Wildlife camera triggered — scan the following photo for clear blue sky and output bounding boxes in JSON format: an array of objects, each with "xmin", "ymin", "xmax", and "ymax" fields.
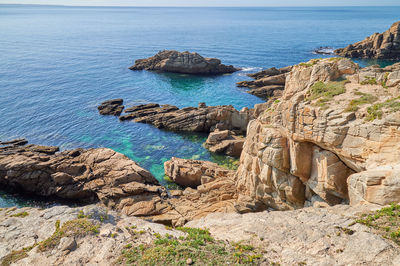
[{"xmin": 1, "ymin": 0, "xmax": 399, "ymax": 6}]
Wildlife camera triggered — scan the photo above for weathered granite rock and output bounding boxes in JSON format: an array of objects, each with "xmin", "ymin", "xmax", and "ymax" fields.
[
  {"xmin": 204, "ymin": 130, "xmax": 245, "ymax": 157},
  {"xmin": 237, "ymin": 66, "xmax": 292, "ymax": 99},
  {"xmin": 119, "ymin": 102, "xmax": 253, "ymax": 134},
  {"xmin": 97, "ymin": 99, "xmax": 124, "ymax": 116},
  {"xmin": 335, "ymin": 21, "xmax": 400, "ymax": 59},
  {"xmin": 164, "ymin": 157, "xmax": 234, "ymax": 188},
  {"xmin": 186, "ymin": 204, "xmax": 400, "ymax": 265},
  {"xmin": 235, "ymin": 58, "xmax": 400, "ymax": 210},
  {"xmin": 348, "ymin": 164, "xmax": 400, "ymax": 206},
  {"xmin": 0, "ymin": 140, "xmax": 160, "ymax": 206},
  {"xmin": 129, "ymin": 50, "xmax": 238, "ymax": 75}
]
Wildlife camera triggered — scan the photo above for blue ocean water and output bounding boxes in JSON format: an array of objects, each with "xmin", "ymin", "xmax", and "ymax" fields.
[{"xmin": 0, "ymin": 5, "xmax": 399, "ymax": 207}]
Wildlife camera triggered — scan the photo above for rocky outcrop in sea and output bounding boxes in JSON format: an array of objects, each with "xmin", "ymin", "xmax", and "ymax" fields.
[
  {"xmin": 335, "ymin": 21, "xmax": 400, "ymax": 60},
  {"xmin": 99, "ymin": 101, "xmax": 253, "ymax": 134},
  {"xmin": 129, "ymin": 50, "xmax": 239, "ymax": 75}
]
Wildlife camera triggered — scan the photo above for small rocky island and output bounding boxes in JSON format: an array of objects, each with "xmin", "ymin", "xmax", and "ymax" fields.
[
  {"xmin": 129, "ymin": 50, "xmax": 239, "ymax": 75},
  {"xmin": 335, "ymin": 21, "xmax": 400, "ymax": 59}
]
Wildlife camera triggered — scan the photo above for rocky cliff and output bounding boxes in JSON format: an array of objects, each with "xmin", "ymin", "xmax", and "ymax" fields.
[
  {"xmin": 235, "ymin": 58, "xmax": 400, "ymax": 210},
  {"xmin": 335, "ymin": 21, "xmax": 400, "ymax": 60},
  {"xmin": 129, "ymin": 50, "xmax": 238, "ymax": 75}
]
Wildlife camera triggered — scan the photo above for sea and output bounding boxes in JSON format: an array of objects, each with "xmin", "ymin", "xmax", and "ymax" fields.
[{"xmin": 0, "ymin": 5, "xmax": 399, "ymax": 207}]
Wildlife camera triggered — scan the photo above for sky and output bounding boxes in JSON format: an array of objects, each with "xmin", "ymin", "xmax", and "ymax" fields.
[{"xmin": 0, "ymin": 0, "xmax": 399, "ymax": 7}]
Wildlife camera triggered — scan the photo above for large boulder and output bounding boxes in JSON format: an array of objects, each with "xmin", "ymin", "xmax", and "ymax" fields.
[
  {"xmin": 129, "ymin": 50, "xmax": 239, "ymax": 75},
  {"xmin": 164, "ymin": 157, "xmax": 234, "ymax": 188},
  {"xmin": 335, "ymin": 21, "xmax": 400, "ymax": 60},
  {"xmin": 204, "ymin": 130, "xmax": 245, "ymax": 158}
]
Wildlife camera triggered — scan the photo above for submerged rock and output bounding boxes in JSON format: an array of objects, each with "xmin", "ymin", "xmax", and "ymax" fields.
[
  {"xmin": 129, "ymin": 50, "xmax": 239, "ymax": 75},
  {"xmin": 97, "ymin": 98, "xmax": 124, "ymax": 116},
  {"xmin": 335, "ymin": 21, "xmax": 400, "ymax": 59}
]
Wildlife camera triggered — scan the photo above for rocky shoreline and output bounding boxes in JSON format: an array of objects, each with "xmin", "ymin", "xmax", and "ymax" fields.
[{"xmin": 3, "ymin": 42, "xmax": 400, "ymax": 264}]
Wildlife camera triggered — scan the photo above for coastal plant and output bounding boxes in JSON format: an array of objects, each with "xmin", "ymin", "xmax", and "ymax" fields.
[
  {"xmin": 307, "ymin": 80, "xmax": 348, "ymax": 108},
  {"xmin": 117, "ymin": 227, "xmax": 262, "ymax": 265},
  {"xmin": 344, "ymin": 92, "xmax": 378, "ymax": 112},
  {"xmin": 365, "ymin": 96, "xmax": 400, "ymax": 121},
  {"xmin": 298, "ymin": 58, "xmax": 322, "ymax": 67},
  {"xmin": 356, "ymin": 203, "xmax": 400, "ymax": 245},
  {"xmin": 360, "ymin": 76, "xmax": 378, "ymax": 85},
  {"xmin": 1, "ymin": 218, "xmax": 100, "ymax": 265},
  {"xmin": 381, "ymin": 72, "xmax": 390, "ymax": 88},
  {"xmin": 37, "ymin": 218, "xmax": 99, "ymax": 251},
  {"xmin": 10, "ymin": 211, "xmax": 29, "ymax": 218}
]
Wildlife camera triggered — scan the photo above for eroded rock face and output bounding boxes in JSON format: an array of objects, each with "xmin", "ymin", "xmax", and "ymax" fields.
[
  {"xmin": 164, "ymin": 157, "xmax": 234, "ymax": 188},
  {"xmin": 0, "ymin": 141, "xmax": 160, "ymax": 206},
  {"xmin": 237, "ymin": 66, "xmax": 292, "ymax": 99},
  {"xmin": 204, "ymin": 130, "xmax": 245, "ymax": 158},
  {"xmin": 235, "ymin": 58, "xmax": 400, "ymax": 209},
  {"xmin": 119, "ymin": 102, "xmax": 253, "ymax": 134},
  {"xmin": 335, "ymin": 21, "xmax": 400, "ymax": 59},
  {"xmin": 129, "ymin": 50, "xmax": 238, "ymax": 75}
]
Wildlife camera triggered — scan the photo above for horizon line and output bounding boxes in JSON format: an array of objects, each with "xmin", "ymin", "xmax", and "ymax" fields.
[{"xmin": 1, "ymin": 3, "xmax": 400, "ymax": 8}]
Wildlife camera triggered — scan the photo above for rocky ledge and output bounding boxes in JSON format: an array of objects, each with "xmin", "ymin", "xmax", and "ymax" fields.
[
  {"xmin": 204, "ymin": 130, "xmax": 244, "ymax": 158},
  {"xmin": 1, "ymin": 203, "xmax": 400, "ymax": 265},
  {"xmin": 335, "ymin": 21, "xmax": 400, "ymax": 60},
  {"xmin": 237, "ymin": 65, "xmax": 292, "ymax": 99},
  {"xmin": 99, "ymin": 102, "xmax": 253, "ymax": 134},
  {"xmin": 129, "ymin": 50, "xmax": 239, "ymax": 75}
]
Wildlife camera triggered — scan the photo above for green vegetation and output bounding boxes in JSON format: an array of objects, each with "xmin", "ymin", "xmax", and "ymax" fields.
[
  {"xmin": 307, "ymin": 80, "xmax": 348, "ymax": 108},
  {"xmin": 1, "ymin": 218, "xmax": 100, "ymax": 265},
  {"xmin": 360, "ymin": 76, "xmax": 378, "ymax": 85},
  {"xmin": 10, "ymin": 211, "xmax": 29, "ymax": 218},
  {"xmin": 299, "ymin": 59, "xmax": 321, "ymax": 67},
  {"xmin": 382, "ymin": 72, "xmax": 390, "ymax": 88},
  {"xmin": 366, "ymin": 96, "xmax": 400, "ymax": 121},
  {"xmin": 1, "ymin": 246, "xmax": 35, "ymax": 266},
  {"xmin": 38, "ymin": 218, "xmax": 99, "ymax": 252},
  {"xmin": 345, "ymin": 92, "xmax": 378, "ymax": 112},
  {"xmin": 117, "ymin": 227, "xmax": 262, "ymax": 265},
  {"xmin": 356, "ymin": 203, "xmax": 400, "ymax": 245}
]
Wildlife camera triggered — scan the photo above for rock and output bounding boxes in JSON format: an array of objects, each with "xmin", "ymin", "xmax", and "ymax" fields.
[
  {"xmin": 0, "ymin": 139, "xmax": 28, "ymax": 147},
  {"xmin": 235, "ymin": 57, "xmax": 400, "ymax": 210},
  {"xmin": 97, "ymin": 99, "xmax": 124, "ymax": 116},
  {"xmin": 313, "ymin": 46, "xmax": 335, "ymax": 55},
  {"xmin": 124, "ymin": 103, "xmax": 160, "ymax": 113},
  {"xmin": 186, "ymin": 204, "xmax": 399, "ymax": 265},
  {"xmin": 0, "ymin": 141, "xmax": 160, "ymax": 208},
  {"xmin": 237, "ymin": 66, "xmax": 292, "ymax": 99},
  {"xmin": 348, "ymin": 164, "xmax": 400, "ymax": 206},
  {"xmin": 335, "ymin": 21, "xmax": 400, "ymax": 59},
  {"xmin": 58, "ymin": 237, "xmax": 76, "ymax": 252},
  {"xmin": 119, "ymin": 103, "xmax": 253, "ymax": 134},
  {"xmin": 204, "ymin": 130, "xmax": 245, "ymax": 157},
  {"xmin": 164, "ymin": 157, "xmax": 234, "ymax": 188},
  {"xmin": 129, "ymin": 50, "xmax": 239, "ymax": 75}
]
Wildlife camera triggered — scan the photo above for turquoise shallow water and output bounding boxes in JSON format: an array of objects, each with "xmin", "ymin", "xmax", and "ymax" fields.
[{"xmin": 0, "ymin": 5, "xmax": 399, "ymax": 207}]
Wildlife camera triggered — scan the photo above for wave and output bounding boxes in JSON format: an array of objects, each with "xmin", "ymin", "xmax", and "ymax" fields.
[{"xmin": 240, "ymin": 67, "xmax": 262, "ymax": 72}]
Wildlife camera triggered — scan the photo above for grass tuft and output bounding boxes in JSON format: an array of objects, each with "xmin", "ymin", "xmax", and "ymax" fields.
[
  {"xmin": 10, "ymin": 211, "xmax": 29, "ymax": 218},
  {"xmin": 345, "ymin": 92, "xmax": 378, "ymax": 112}
]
